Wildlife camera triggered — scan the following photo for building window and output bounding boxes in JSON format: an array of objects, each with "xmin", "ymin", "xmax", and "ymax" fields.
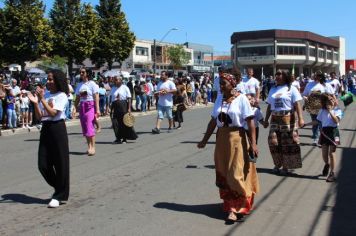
[
  {"xmin": 318, "ymin": 50, "xmax": 325, "ymax": 58},
  {"xmin": 237, "ymin": 46, "xmax": 274, "ymax": 57},
  {"xmin": 136, "ymin": 47, "xmax": 149, "ymax": 56},
  {"xmin": 310, "ymin": 48, "xmax": 316, "ymax": 57},
  {"xmin": 277, "ymin": 46, "xmax": 306, "ymax": 55},
  {"xmin": 327, "ymin": 52, "xmax": 332, "ymax": 60}
]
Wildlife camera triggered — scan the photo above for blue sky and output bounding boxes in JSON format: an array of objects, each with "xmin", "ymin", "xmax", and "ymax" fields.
[{"xmin": 4, "ymin": 0, "xmax": 356, "ymax": 58}]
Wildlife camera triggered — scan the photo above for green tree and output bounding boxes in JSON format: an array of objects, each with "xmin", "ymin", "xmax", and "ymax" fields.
[
  {"xmin": 0, "ymin": 0, "xmax": 53, "ymax": 73},
  {"xmin": 91, "ymin": 0, "xmax": 135, "ymax": 70},
  {"xmin": 50, "ymin": 0, "xmax": 99, "ymax": 75},
  {"xmin": 167, "ymin": 45, "xmax": 191, "ymax": 72},
  {"xmin": 38, "ymin": 55, "xmax": 68, "ymax": 72}
]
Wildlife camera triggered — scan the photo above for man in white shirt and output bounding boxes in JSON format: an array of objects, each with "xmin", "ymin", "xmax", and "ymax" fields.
[
  {"xmin": 327, "ymin": 72, "xmax": 342, "ymax": 98},
  {"xmin": 243, "ymin": 68, "xmax": 260, "ymax": 105},
  {"xmin": 152, "ymin": 71, "xmax": 177, "ymax": 134},
  {"xmin": 146, "ymin": 77, "xmax": 154, "ymax": 110}
]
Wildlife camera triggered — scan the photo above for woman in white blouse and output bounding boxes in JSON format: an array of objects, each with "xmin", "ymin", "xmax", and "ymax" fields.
[
  {"xmin": 198, "ymin": 73, "xmax": 259, "ymax": 222},
  {"xmin": 28, "ymin": 70, "xmax": 70, "ymax": 208},
  {"xmin": 74, "ymin": 68, "xmax": 100, "ymax": 156},
  {"xmin": 264, "ymin": 70, "xmax": 305, "ymax": 175}
]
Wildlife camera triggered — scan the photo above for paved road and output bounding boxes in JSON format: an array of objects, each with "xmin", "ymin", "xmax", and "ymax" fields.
[{"xmin": 0, "ymin": 103, "xmax": 355, "ymax": 236}]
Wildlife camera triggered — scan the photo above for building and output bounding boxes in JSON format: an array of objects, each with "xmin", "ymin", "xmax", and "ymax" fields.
[
  {"xmin": 183, "ymin": 42, "xmax": 214, "ymax": 74},
  {"xmin": 204, "ymin": 55, "xmax": 233, "ymax": 72},
  {"xmin": 231, "ymin": 29, "xmax": 346, "ymax": 78},
  {"xmin": 72, "ymin": 39, "xmax": 214, "ymax": 76}
]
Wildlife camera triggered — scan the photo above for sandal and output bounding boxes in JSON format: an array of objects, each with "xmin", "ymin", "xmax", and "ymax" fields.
[{"xmin": 226, "ymin": 211, "xmax": 237, "ymax": 221}]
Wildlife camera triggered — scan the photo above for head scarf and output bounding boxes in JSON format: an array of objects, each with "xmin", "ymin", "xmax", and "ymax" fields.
[{"xmin": 220, "ymin": 73, "xmax": 237, "ymax": 87}]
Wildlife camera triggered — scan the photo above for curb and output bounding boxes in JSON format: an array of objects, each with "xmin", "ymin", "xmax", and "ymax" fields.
[{"xmin": 0, "ymin": 104, "xmax": 212, "ymax": 137}]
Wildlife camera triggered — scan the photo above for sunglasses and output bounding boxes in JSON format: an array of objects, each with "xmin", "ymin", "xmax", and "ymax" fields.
[{"xmin": 275, "ymin": 72, "xmax": 282, "ymax": 76}]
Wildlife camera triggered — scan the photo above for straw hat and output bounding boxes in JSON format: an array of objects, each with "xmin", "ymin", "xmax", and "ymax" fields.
[{"xmin": 123, "ymin": 113, "xmax": 135, "ymax": 127}]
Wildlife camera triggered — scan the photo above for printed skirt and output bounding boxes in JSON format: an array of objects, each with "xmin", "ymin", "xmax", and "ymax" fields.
[{"xmin": 268, "ymin": 114, "xmax": 302, "ymax": 169}]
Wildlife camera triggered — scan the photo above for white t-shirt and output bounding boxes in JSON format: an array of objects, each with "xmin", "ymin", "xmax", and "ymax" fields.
[
  {"xmin": 11, "ymin": 85, "xmax": 21, "ymax": 97},
  {"xmin": 68, "ymin": 84, "xmax": 74, "ymax": 100},
  {"xmin": 291, "ymin": 80, "xmax": 300, "ymax": 90},
  {"xmin": 211, "ymin": 94, "xmax": 254, "ymax": 128},
  {"xmin": 302, "ymin": 81, "xmax": 334, "ymax": 96},
  {"xmin": 20, "ymin": 96, "xmax": 30, "ymax": 109},
  {"xmin": 235, "ymin": 81, "xmax": 245, "ymax": 94},
  {"xmin": 213, "ymin": 76, "xmax": 221, "ymax": 94},
  {"xmin": 40, "ymin": 92, "xmax": 68, "ymax": 121},
  {"xmin": 157, "ymin": 80, "xmax": 176, "ymax": 106},
  {"xmin": 110, "ymin": 85, "xmax": 131, "ymax": 102},
  {"xmin": 75, "ymin": 81, "xmax": 99, "ymax": 102},
  {"xmin": 327, "ymin": 79, "xmax": 341, "ymax": 96},
  {"xmin": 244, "ymin": 107, "xmax": 263, "ymax": 129},
  {"xmin": 242, "ymin": 77, "xmax": 260, "ymax": 95},
  {"xmin": 267, "ymin": 85, "xmax": 302, "ymax": 111},
  {"xmin": 317, "ymin": 108, "xmax": 342, "ymax": 127}
]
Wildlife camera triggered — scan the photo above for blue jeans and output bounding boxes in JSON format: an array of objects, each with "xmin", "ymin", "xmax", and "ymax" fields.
[
  {"xmin": 310, "ymin": 114, "xmax": 320, "ymax": 140},
  {"xmin": 65, "ymin": 100, "xmax": 72, "ymax": 119},
  {"xmin": 99, "ymin": 96, "xmax": 106, "ymax": 114},
  {"xmin": 140, "ymin": 94, "xmax": 147, "ymax": 112},
  {"xmin": 7, "ymin": 109, "xmax": 17, "ymax": 128},
  {"xmin": 135, "ymin": 95, "xmax": 141, "ymax": 111}
]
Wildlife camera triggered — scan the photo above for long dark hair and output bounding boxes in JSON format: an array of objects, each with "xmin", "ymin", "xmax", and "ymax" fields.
[
  {"xmin": 47, "ymin": 69, "xmax": 69, "ymax": 95},
  {"xmin": 315, "ymin": 71, "xmax": 326, "ymax": 85},
  {"xmin": 276, "ymin": 70, "xmax": 292, "ymax": 90}
]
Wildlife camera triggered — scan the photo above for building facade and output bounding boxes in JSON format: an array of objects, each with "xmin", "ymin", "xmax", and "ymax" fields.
[
  {"xmin": 231, "ymin": 29, "xmax": 345, "ymax": 78},
  {"xmin": 73, "ymin": 39, "xmax": 214, "ymax": 76}
]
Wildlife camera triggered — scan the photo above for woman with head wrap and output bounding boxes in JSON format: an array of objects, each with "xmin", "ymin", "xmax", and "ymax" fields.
[{"xmin": 198, "ymin": 73, "xmax": 260, "ymax": 222}]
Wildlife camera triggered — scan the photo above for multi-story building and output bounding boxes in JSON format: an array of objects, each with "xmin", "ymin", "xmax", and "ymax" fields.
[
  {"xmin": 183, "ymin": 42, "xmax": 214, "ymax": 74},
  {"xmin": 230, "ymin": 29, "xmax": 346, "ymax": 78},
  {"xmin": 73, "ymin": 39, "xmax": 215, "ymax": 76}
]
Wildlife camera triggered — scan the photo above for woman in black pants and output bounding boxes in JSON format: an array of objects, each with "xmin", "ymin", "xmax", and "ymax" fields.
[{"xmin": 28, "ymin": 70, "xmax": 69, "ymax": 208}]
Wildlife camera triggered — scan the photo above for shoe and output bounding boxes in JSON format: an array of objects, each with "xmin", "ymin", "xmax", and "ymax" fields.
[
  {"xmin": 152, "ymin": 128, "xmax": 160, "ymax": 134},
  {"xmin": 167, "ymin": 127, "xmax": 172, "ymax": 133},
  {"xmin": 88, "ymin": 149, "xmax": 95, "ymax": 156},
  {"xmin": 113, "ymin": 139, "xmax": 122, "ymax": 144},
  {"xmin": 122, "ymin": 140, "xmax": 127, "ymax": 144},
  {"xmin": 272, "ymin": 166, "xmax": 280, "ymax": 174},
  {"xmin": 48, "ymin": 199, "xmax": 60, "ymax": 208},
  {"xmin": 326, "ymin": 172, "xmax": 336, "ymax": 182},
  {"xmin": 322, "ymin": 164, "xmax": 330, "ymax": 176},
  {"xmin": 226, "ymin": 211, "xmax": 237, "ymax": 222},
  {"xmin": 22, "ymin": 125, "xmax": 25, "ymax": 129},
  {"xmin": 312, "ymin": 139, "xmax": 318, "ymax": 146},
  {"xmin": 279, "ymin": 169, "xmax": 289, "ymax": 176},
  {"xmin": 176, "ymin": 125, "xmax": 181, "ymax": 130}
]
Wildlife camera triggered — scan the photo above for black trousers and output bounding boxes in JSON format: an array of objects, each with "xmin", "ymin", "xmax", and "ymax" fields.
[{"xmin": 38, "ymin": 120, "xmax": 69, "ymax": 201}]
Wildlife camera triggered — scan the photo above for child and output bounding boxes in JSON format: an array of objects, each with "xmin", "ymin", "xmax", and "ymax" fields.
[
  {"xmin": 305, "ymin": 93, "xmax": 342, "ymax": 182},
  {"xmin": 20, "ymin": 90, "xmax": 30, "ymax": 128},
  {"xmin": 245, "ymin": 94, "xmax": 264, "ymax": 143}
]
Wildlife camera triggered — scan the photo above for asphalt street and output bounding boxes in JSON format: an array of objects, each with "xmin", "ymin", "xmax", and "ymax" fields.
[{"xmin": 0, "ymin": 103, "xmax": 355, "ymax": 236}]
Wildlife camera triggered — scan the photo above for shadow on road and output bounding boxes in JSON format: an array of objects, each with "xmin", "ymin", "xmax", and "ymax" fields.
[
  {"xmin": 153, "ymin": 202, "xmax": 225, "ymax": 220},
  {"xmin": 67, "ymin": 132, "xmax": 82, "ymax": 135},
  {"xmin": 0, "ymin": 194, "xmax": 48, "ymax": 204},
  {"xmin": 328, "ymin": 147, "xmax": 356, "ymax": 235},
  {"xmin": 23, "ymin": 139, "xmax": 40, "ymax": 142},
  {"xmin": 256, "ymin": 168, "xmax": 322, "ymax": 180},
  {"xmin": 69, "ymin": 151, "xmax": 87, "ymax": 156},
  {"xmin": 181, "ymin": 141, "xmax": 216, "ymax": 144}
]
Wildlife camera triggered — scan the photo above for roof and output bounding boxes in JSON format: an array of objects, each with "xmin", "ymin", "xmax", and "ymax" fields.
[{"xmin": 231, "ymin": 29, "xmax": 339, "ymax": 48}]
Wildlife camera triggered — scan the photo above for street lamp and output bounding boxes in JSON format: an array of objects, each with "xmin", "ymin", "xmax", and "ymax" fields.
[{"xmin": 153, "ymin": 28, "xmax": 178, "ymax": 74}]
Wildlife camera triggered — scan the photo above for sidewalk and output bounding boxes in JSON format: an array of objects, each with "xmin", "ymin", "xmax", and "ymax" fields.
[{"xmin": 0, "ymin": 103, "xmax": 212, "ymax": 137}]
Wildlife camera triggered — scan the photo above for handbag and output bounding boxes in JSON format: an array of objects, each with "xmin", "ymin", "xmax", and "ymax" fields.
[{"xmin": 177, "ymin": 104, "xmax": 186, "ymax": 111}]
